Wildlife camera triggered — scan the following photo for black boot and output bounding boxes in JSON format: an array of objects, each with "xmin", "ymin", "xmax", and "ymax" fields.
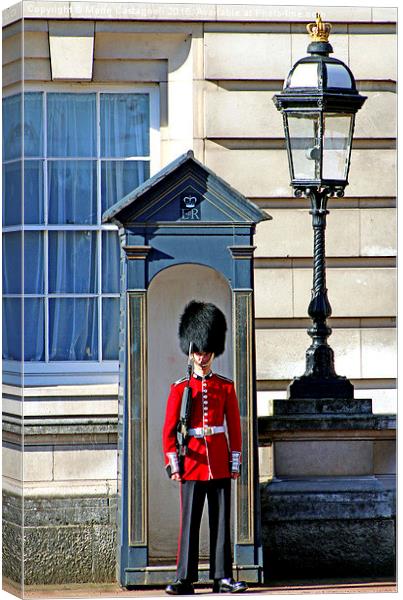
[
  {"xmin": 212, "ymin": 578, "xmax": 248, "ymax": 593},
  {"xmin": 165, "ymin": 579, "xmax": 195, "ymax": 595}
]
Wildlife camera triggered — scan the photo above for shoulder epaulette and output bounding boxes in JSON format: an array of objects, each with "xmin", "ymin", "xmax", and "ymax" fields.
[
  {"xmin": 215, "ymin": 373, "xmax": 234, "ymax": 384},
  {"xmin": 173, "ymin": 376, "xmax": 187, "ymax": 386}
]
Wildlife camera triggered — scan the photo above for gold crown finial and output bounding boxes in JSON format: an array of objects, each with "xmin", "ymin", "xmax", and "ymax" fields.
[{"xmin": 306, "ymin": 13, "xmax": 332, "ymax": 43}]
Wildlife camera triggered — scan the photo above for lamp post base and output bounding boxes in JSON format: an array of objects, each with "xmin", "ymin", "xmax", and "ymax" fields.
[
  {"xmin": 287, "ymin": 374, "xmax": 354, "ymax": 399},
  {"xmin": 288, "ymin": 326, "xmax": 355, "ymax": 399}
]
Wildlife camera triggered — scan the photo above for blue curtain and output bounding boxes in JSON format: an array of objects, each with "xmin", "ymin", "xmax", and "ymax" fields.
[
  {"xmin": 49, "ymin": 231, "xmax": 98, "ymax": 294},
  {"xmin": 2, "ymin": 93, "xmax": 43, "ymax": 160},
  {"xmin": 102, "ymin": 231, "xmax": 120, "ymax": 293},
  {"xmin": 101, "ymin": 160, "xmax": 149, "ymax": 213},
  {"xmin": 47, "ymin": 93, "xmax": 96, "ymax": 157},
  {"xmin": 2, "ymin": 233, "xmax": 44, "ymax": 360},
  {"xmin": 2, "ymin": 298, "xmax": 22, "ymax": 361},
  {"xmin": 100, "ymin": 93, "xmax": 149, "ymax": 157},
  {"xmin": 102, "ymin": 298, "xmax": 120, "ymax": 359},
  {"xmin": 2, "ymin": 161, "xmax": 22, "ymax": 226},
  {"xmin": 49, "ymin": 298, "xmax": 98, "ymax": 361},
  {"xmin": 24, "ymin": 298, "xmax": 45, "ymax": 361},
  {"xmin": 2, "ymin": 232, "xmax": 22, "ymax": 295},
  {"xmin": 2, "ymin": 161, "xmax": 44, "ymax": 226},
  {"xmin": 100, "ymin": 93, "xmax": 150, "ymax": 213},
  {"xmin": 1, "ymin": 297, "xmax": 44, "ymax": 361},
  {"xmin": 48, "ymin": 160, "xmax": 97, "ymax": 224}
]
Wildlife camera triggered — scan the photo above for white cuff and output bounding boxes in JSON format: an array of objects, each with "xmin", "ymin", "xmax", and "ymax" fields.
[
  {"xmin": 167, "ymin": 452, "xmax": 180, "ymax": 474},
  {"xmin": 231, "ymin": 451, "xmax": 241, "ymax": 473}
]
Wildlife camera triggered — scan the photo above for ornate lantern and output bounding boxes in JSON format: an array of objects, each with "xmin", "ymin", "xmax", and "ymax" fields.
[{"xmin": 273, "ymin": 15, "xmax": 367, "ymax": 399}]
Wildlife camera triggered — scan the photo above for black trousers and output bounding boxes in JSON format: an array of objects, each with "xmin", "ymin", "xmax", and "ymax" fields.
[{"xmin": 176, "ymin": 478, "xmax": 233, "ymax": 582}]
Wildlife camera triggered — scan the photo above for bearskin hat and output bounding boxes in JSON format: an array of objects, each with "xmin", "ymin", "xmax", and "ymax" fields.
[{"xmin": 178, "ymin": 300, "xmax": 227, "ymax": 357}]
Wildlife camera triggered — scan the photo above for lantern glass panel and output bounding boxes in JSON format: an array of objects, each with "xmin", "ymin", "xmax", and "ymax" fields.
[
  {"xmin": 326, "ymin": 63, "xmax": 353, "ymax": 89},
  {"xmin": 286, "ymin": 112, "xmax": 321, "ymax": 181},
  {"xmin": 287, "ymin": 63, "xmax": 318, "ymax": 88},
  {"xmin": 322, "ymin": 113, "xmax": 353, "ymax": 181}
]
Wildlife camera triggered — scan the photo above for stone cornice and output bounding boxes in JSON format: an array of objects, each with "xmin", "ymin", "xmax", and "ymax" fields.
[
  {"xmin": 2, "ymin": 2, "xmax": 397, "ymax": 28},
  {"xmin": 122, "ymin": 245, "xmax": 152, "ymax": 260},
  {"xmin": 258, "ymin": 413, "xmax": 396, "ymax": 444},
  {"xmin": 228, "ymin": 245, "xmax": 256, "ymax": 259}
]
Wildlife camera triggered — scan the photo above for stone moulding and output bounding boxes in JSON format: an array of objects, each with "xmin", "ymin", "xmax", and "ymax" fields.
[
  {"xmin": 2, "ymin": 415, "xmax": 119, "ymax": 446},
  {"xmin": 258, "ymin": 397, "xmax": 396, "ymax": 440},
  {"xmin": 259, "ymin": 413, "xmax": 396, "ymax": 437}
]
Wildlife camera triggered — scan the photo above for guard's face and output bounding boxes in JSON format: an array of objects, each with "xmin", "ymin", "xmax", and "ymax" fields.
[{"xmin": 193, "ymin": 352, "xmax": 214, "ymax": 370}]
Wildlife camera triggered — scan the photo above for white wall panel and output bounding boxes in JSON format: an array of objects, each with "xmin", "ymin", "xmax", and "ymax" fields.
[
  {"xmin": 254, "ymin": 269, "xmax": 293, "ymax": 318},
  {"xmin": 292, "ymin": 268, "xmax": 396, "ymax": 318},
  {"xmin": 255, "ymin": 328, "xmax": 362, "ymax": 380},
  {"xmin": 205, "ymin": 32, "xmax": 291, "ymax": 80},
  {"xmin": 254, "ymin": 209, "xmax": 364, "ymax": 258},
  {"xmin": 350, "ymin": 34, "xmax": 397, "ymax": 81}
]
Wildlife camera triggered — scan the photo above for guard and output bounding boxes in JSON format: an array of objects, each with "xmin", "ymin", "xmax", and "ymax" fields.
[{"xmin": 162, "ymin": 300, "xmax": 248, "ymax": 595}]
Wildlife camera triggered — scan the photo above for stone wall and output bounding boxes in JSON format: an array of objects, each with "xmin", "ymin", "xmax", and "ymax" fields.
[{"xmin": 3, "ymin": 492, "xmax": 117, "ymax": 585}]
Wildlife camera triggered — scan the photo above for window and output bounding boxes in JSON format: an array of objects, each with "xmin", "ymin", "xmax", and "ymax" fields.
[{"xmin": 2, "ymin": 88, "xmax": 159, "ymax": 383}]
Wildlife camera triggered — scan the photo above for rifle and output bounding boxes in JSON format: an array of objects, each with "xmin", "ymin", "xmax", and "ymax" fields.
[{"xmin": 176, "ymin": 342, "xmax": 194, "ymax": 473}]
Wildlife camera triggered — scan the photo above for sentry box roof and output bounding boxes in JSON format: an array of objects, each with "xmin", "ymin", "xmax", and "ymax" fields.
[{"xmin": 102, "ymin": 150, "xmax": 270, "ymax": 227}]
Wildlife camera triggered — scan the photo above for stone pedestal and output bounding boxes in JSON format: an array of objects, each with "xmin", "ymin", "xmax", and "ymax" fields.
[{"xmin": 258, "ymin": 399, "xmax": 396, "ymax": 579}]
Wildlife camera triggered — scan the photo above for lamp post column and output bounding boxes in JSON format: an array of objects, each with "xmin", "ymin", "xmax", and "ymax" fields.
[
  {"xmin": 288, "ymin": 187, "xmax": 354, "ymax": 399},
  {"xmin": 306, "ymin": 189, "xmax": 333, "ymax": 374}
]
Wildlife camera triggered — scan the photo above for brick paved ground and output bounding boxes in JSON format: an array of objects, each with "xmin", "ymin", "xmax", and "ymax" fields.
[{"xmin": 3, "ymin": 578, "xmax": 397, "ymax": 599}]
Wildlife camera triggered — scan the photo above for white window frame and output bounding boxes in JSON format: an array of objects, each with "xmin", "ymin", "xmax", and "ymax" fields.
[{"xmin": 2, "ymin": 83, "xmax": 160, "ymax": 385}]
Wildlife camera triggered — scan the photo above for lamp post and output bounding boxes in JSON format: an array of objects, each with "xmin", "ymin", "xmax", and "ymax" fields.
[{"xmin": 273, "ymin": 14, "xmax": 367, "ymax": 399}]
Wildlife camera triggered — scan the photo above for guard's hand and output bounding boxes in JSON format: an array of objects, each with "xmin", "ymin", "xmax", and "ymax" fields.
[
  {"xmin": 231, "ymin": 472, "xmax": 240, "ymax": 479},
  {"xmin": 171, "ymin": 472, "xmax": 182, "ymax": 481}
]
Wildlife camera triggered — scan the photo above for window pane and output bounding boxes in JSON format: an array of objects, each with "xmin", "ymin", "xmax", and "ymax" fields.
[
  {"xmin": 2, "ymin": 298, "xmax": 22, "ymax": 360},
  {"xmin": 24, "ymin": 298, "xmax": 45, "ymax": 361},
  {"xmin": 2, "ymin": 232, "xmax": 22, "ymax": 294},
  {"xmin": 2, "ymin": 161, "xmax": 22, "ymax": 226},
  {"xmin": 2, "ymin": 90, "xmax": 153, "ymax": 370},
  {"xmin": 24, "ymin": 232, "xmax": 44, "ymax": 294},
  {"xmin": 3, "ymin": 161, "xmax": 44, "ymax": 226},
  {"xmin": 49, "ymin": 231, "xmax": 98, "ymax": 293},
  {"xmin": 102, "ymin": 231, "xmax": 120, "ymax": 293},
  {"xmin": 49, "ymin": 298, "xmax": 98, "ymax": 360},
  {"xmin": 2, "ymin": 94, "xmax": 22, "ymax": 160},
  {"xmin": 101, "ymin": 160, "xmax": 150, "ymax": 213},
  {"xmin": 25, "ymin": 160, "xmax": 45, "ymax": 224},
  {"xmin": 100, "ymin": 93, "xmax": 150, "ymax": 158},
  {"xmin": 2, "ymin": 93, "xmax": 43, "ymax": 160},
  {"xmin": 47, "ymin": 93, "xmax": 96, "ymax": 157},
  {"xmin": 102, "ymin": 298, "xmax": 119, "ymax": 360},
  {"xmin": 24, "ymin": 92, "xmax": 44, "ymax": 157},
  {"xmin": 48, "ymin": 160, "xmax": 97, "ymax": 224}
]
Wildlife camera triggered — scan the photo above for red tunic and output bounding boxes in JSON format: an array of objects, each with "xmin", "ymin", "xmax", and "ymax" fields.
[{"xmin": 162, "ymin": 372, "xmax": 242, "ymax": 480}]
